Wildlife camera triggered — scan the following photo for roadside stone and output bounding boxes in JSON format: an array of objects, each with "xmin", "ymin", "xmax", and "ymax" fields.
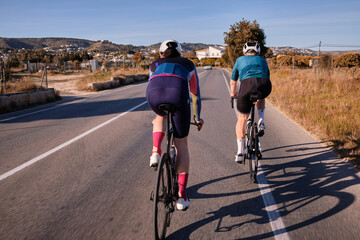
[{"xmin": 0, "ymin": 89, "xmax": 57, "ymax": 114}]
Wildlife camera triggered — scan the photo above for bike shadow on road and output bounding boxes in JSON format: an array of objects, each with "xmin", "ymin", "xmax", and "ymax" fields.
[{"xmin": 167, "ymin": 142, "xmax": 360, "ymax": 240}]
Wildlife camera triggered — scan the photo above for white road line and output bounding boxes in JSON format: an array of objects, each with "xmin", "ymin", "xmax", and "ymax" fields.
[
  {"xmin": 0, "ymin": 83, "xmax": 145, "ymax": 123},
  {"xmin": 221, "ymin": 69, "xmax": 290, "ymax": 240},
  {"xmin": 0, "ymin": 101, "xmax": 148, "ymax": 181},
  {"xmin": 257, "ymin": 164, "xmax": 290, "ymax": 240}
]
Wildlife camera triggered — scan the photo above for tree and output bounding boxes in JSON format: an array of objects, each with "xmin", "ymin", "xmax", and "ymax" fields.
[
  {"xmin": 133, "ymin": 52, "xmax": 144, "ymax": 63},
  {"xmin": 183, "ymin": 50, "xmax": 196, "ymax": 58},
  {"xmin": 224, "ymin": 19, "xmax": 268, "ymax": 64}
]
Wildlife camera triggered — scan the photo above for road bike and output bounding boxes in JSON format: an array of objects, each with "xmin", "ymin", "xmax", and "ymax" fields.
[
  {"xmin": 150, "ymin": 104, "xmax": 198, "ymax": 240},
  {"xmin": 231, "ymin": 95, "xmax": 262, "ymax": 183}
]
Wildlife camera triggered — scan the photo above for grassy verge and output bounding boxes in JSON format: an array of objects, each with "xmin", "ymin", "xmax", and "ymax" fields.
[
  {"xmin": 76, "ymin": 68, "xmax": 148, "ymax": 91},
  {"xmin": 267, "ymin": 66, "xmax": 360, "ymax": 169},
  {"xmin": 2, "ymin": 77, "xmax": 44, "ymax": 93}
]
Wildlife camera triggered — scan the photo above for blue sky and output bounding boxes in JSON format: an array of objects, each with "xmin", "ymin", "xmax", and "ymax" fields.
[{"xmin": 1, "ymin": 0, "xmax": 360, "ymax": 51}]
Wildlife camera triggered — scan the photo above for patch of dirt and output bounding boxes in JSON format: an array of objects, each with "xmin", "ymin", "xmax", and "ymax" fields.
[{"xmin": 35, "ymin": 72, "xmax": 93, "ymax": 96}]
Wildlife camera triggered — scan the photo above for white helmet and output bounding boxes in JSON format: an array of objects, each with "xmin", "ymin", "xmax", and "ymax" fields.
[
  {"xmin": 243, "ymin": 42, "xmax": 261, "ymax": 54},
  {"xmin": 159, "ymin": 39, "xmax": 182, "ymax": 54}
]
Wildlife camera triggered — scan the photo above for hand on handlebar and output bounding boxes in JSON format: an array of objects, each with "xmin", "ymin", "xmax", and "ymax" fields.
[{"xmin": 194, "ymin": 118, "xmax": 204, "ymax": 131}]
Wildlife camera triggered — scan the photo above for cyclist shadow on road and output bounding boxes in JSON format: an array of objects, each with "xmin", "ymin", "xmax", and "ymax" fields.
[
  {"xmin": 166, "ymin": 172, "xmax": 275, "ymax": 240},
  {"xmin": 167, "ymin": 142, "xmax": 360, "ymax": 239}
]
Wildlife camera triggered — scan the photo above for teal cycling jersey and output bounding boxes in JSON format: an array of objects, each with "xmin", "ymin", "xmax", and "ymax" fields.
[{"xmin": 231, "ymin": 55, "xmax": 270, "ymax": 81}]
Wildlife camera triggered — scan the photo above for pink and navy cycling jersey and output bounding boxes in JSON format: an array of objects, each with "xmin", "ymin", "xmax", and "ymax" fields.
[{"xmin": 149, "ymin": 57, "xmax": 201, "ymax": 121}]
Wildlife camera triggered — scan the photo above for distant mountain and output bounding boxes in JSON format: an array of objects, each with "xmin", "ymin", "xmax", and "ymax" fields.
[
  {"xmin": 0, "ymin": 37, "xmax": 94, "ymax": 49},
  {"xmin": 0, "ymin": 37, "xmax": 213, "ymax": 52},
  {"xmin": 87, "ymin": 40, "xmax": 122, "ymax": 52},
  {"xmin": 146, "ymin": 42, "xmax": 210, "ymax": 52}
]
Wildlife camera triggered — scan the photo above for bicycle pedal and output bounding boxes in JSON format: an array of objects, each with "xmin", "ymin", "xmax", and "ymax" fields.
[
  {"xmin": 169, "ymin": 206, "xmax": 175, "ymax": 213},
  {"xmin": 150, "ymin": 191, "xmax": 154, "ymax": 201}
]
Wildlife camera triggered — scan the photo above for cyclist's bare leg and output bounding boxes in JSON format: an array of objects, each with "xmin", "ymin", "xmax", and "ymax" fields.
[
  {"xmin": 152, "ymin": 115, "xmax": 166, "ymax": 154},
  {"xmin": 236, "ymin": 112, "xmax": 250, "ymax": 139},
  {"xmin": 235, "ymin": 112, "xmax": 250, "ymax": 159},
  {"xmin": 256, "ymin": 98, "xmax": 265, "ymax": 110},
  {"xmin": 174, "ymin": 137, "xmax": 190, "ymax": 174},
  {"xmin": 174, "ymin": 137, "xmax": 190, "ymax": 201},
  {"xmin": 256, "ymin": 99, "xmax": 265, "ymax": 123}
]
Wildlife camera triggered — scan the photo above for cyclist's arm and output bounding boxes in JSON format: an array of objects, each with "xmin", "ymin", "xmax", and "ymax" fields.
[
  {"xmin": 230, "ymin": 60, "xmax": 240, "ymax": 97},
  {"xmin": 230, "ymin": 79, "xmax": 238, "ymax": 97},
  {"xmin": 189, "ymin": 67, "xmax": 201, "ymax": 122}
]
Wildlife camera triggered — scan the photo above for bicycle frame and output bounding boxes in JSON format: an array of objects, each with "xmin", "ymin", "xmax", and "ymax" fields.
[{"xmin": 165, "ymin": 110, "xmax": 178, "ymax": 202}]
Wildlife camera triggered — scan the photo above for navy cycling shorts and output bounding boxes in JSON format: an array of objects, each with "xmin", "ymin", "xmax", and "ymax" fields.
[
  {"xmin": 146, "ymin": 76, "xmax": 190, "ymax": 138},
  {"xmin": 237, "ymin": 78, "xmax": 272, "ymax": 114}
]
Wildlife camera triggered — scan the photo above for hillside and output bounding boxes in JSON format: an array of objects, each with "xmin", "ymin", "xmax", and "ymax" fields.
[
  {"xmin": 0, "ymin": 37, "xmax": 94, "ymax": 49},
  {"xmin": 0, "ymin": 37, "xmax": 212, "ymax": 52},
  {"xmin": 87, "ymin": 40, "xmax": 122, "ymax": 52},
  {"xmin": 146, "ymin": 42, "xmax": 210, "ymax": 52}
]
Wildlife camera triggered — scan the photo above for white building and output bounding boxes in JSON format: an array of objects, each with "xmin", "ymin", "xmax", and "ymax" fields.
[{"xmin": 196, "ymin": 46, "xmax": 225, "ymax": 60}]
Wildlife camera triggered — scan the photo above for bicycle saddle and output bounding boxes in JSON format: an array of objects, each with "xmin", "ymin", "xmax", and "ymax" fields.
[
  {"xmin": 158, "ymin": 104, "xmax": 176, "ymax": 113},
  {"xmin": 249, "ymin": 93, "xmax": 261, "ymax": 102}
]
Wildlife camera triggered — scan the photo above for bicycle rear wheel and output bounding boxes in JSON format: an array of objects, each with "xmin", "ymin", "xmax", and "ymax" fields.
[
  {"xmin": 154, "ymin": 153, "xmax": 172, "ymax": 240},
  {"xmin": 248, "ymin": 125, "xmax": 259, "ymax": 183}
]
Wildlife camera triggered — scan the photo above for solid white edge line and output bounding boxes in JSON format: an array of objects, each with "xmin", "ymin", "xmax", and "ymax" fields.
[
  {"xmin": 257, "ymin": 163, "xmax": 290, "ymax": 240},
  {"xmin": 221, "ymin": 68, "xmax": 290, "ymax": 240},
  {"xmin": 0, "ymin": 101, "xmax": 148, "ymax": 181}
]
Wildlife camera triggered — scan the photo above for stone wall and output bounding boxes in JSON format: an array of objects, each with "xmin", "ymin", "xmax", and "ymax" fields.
[
  {"xmin": 0, "ymin": 89, "xmax": 57, "ymax": 114},
  {"xmin": 90, "ymin": 74, "xmax": 148, "ymax": 91}
]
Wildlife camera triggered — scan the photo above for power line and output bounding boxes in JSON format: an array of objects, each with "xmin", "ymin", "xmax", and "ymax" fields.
[
  {"xmin": 321, "ymin": 44, "xmax": 360, "ymax": 48},
  {"xmin": 302, "ymin": 43, "xmax": 360, "ymax": 49}
]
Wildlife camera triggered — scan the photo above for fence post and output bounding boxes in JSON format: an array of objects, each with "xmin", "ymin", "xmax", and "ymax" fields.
[
  {"xmin": 2, "ymin": 61, "xmax": 6, "ymax": 94},
  {"xmin": 40, "ymin": 65, "xmax": 45, "ymax": 87},
  {"xmin": 45, "ymin": 64, "xmax": 48, "ymax": 88},
  {"xmin": 0, "ymin": 61, "xmax": 3, "ymax": 94}
]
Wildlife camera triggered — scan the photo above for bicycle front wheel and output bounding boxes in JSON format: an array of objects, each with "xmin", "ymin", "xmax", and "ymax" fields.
[{"xmin": 154, "ymin": 153, "xmax": 172, "ymax": 240}]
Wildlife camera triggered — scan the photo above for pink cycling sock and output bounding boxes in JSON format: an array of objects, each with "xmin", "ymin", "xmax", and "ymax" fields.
[
  {"xmin": 178, "ymin": 173, "xmax": 189, "ymax": 200},
  {"xmin": 152, "ymin": 132, "xmax": 164, "ymax": 155}
]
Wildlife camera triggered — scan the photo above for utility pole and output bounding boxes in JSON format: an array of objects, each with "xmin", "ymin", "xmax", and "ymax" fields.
[{"xmin": 318, "ymin": 41, "xmax": 322, "ymax": 56}]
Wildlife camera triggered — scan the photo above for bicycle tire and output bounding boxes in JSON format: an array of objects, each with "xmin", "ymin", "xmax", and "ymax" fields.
[
  {"xmin": 154, "ymin": 153, "xmax": 172, "ymax": 240},
  {"xmin": 248, "ymin": 124, "xmax": 258, "ymax": 183}
]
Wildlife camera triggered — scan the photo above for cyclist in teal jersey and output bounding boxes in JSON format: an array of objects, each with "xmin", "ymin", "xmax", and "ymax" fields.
[{"xmin": 230, "ymin": 42, "xmax": 272, "ymax": 163}]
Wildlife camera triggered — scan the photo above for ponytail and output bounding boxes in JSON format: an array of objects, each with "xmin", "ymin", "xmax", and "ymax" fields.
[{"xmin": 162, "ymin": 48, "xmax": 180, "ymax": 58}]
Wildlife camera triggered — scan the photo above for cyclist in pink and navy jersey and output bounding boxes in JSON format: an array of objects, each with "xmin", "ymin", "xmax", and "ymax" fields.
[{"xmin": 146, "ymin": 39, "xmax": 204, "ymax": 211}]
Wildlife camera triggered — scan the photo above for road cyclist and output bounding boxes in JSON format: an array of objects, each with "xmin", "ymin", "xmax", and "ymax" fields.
[
  {"xmin": 146, "ymin": 39, "xmax": 204, "ymax": 211},
  {"xmin": 230, "ymin": 41, "xmax": 272, "ymax": 165}
]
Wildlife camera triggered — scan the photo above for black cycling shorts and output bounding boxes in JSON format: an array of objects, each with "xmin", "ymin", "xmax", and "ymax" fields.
[
  {"xmin": 146, "ymin": 76, "xmax": 191, "ymax": 139},
  {"xmin": 237, "ymin": 78, "xmax": 272, "ymax": 114}
]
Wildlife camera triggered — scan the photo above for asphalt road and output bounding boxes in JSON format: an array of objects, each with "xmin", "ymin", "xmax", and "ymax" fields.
[{"xmin": 1, "ymin": 68, "xmax": 360, "ymax": 240}]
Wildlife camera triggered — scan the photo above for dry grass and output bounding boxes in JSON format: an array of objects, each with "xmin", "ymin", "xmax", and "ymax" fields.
[
  {"xmin": 268, "ymin": 66, "xmax": 360, "ymax": 169},
  {"xmin": 2, "ymin": 77, "xmax": 43, "ymax": 93},
  {"xmin": 76, "ymin": 68, "xmax": 148, "ymax": 91}
]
